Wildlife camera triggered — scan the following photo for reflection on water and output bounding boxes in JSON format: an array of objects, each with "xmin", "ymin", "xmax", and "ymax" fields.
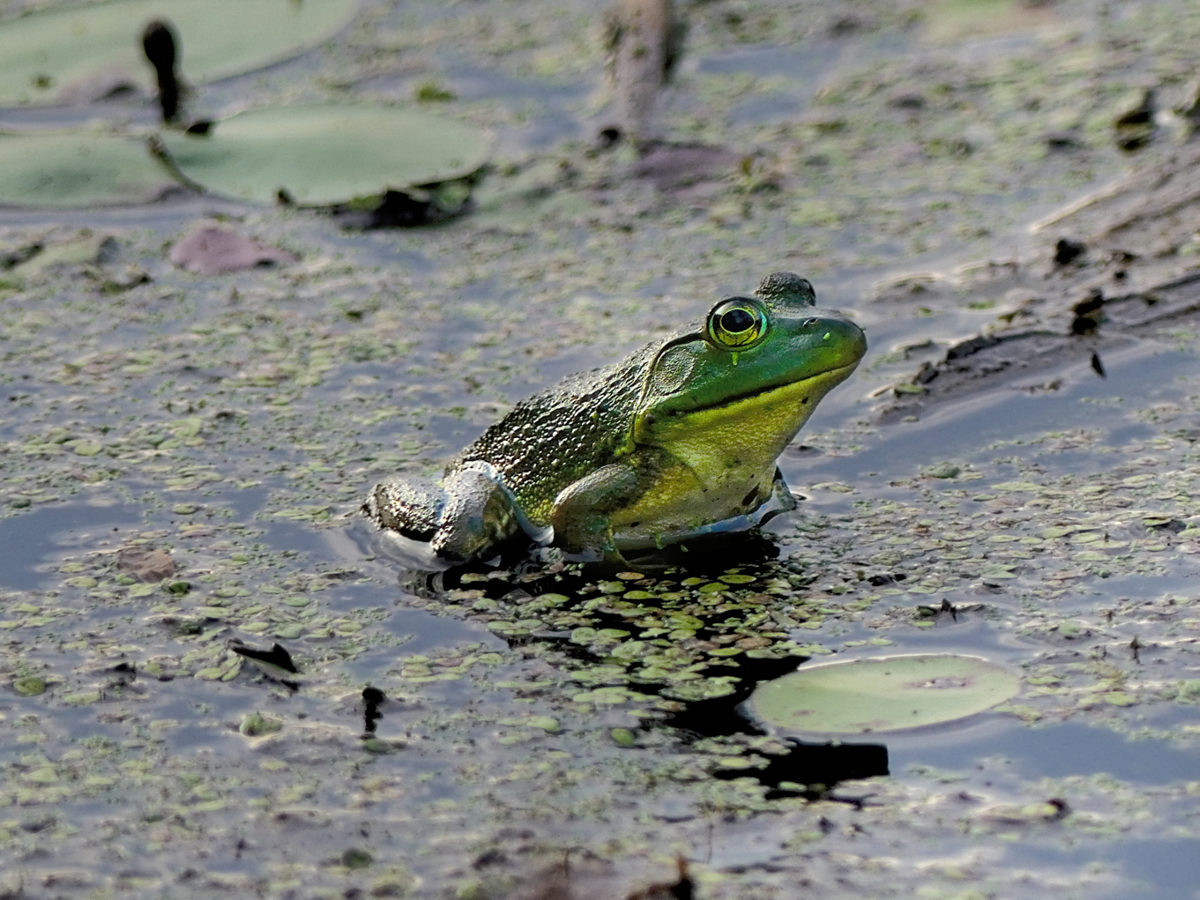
[
  {"xmin": 0, "ymin": 501, "xmax": 143, "ymax": 590},
  {"xmin": 714, "ymin": 740, "xmax": 890, "ymax": 800}
]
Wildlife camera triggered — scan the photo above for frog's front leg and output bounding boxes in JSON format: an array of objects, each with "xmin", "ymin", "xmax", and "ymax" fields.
[{"xmin": 549, "ymin": 461, "xmax": 645, "ymax": 556}]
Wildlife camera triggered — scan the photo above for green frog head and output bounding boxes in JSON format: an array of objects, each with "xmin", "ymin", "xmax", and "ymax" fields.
[{"xmin": 634, "ymin": 272, "xmax": 866, "ymax": 468}]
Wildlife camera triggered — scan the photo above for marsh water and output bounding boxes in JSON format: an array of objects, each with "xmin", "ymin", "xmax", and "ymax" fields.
[{"xmin": 2, "ymin": 1, "xmax": 1199, "ymax": 897}]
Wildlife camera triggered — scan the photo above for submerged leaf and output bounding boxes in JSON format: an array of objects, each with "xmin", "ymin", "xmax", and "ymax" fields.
[
  {"xmin": 747, "ymin": 653, "xmax": 1021, "ymax": 735},
  {"xmin": 158, "ymin": 105, "xmax": 491, "ymax": 207},
  {"xmin": 117, "ymin": 546, "xmax": 176, "ymax": 583},
  {"xmin": 0, "ymin": 0, "xmax": 357, "ymax": 106},
  {"xmin": 169, "ymin": 224, "xmax": 297, "ymax": 274}
]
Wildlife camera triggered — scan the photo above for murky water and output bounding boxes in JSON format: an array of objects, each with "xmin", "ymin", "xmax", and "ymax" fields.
[{"xmin": 2, "ymin": 0, "xmax": 1199, "ymax": 897}]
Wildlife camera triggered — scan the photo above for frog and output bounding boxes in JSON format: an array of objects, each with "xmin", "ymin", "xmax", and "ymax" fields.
[{"xmin": 364, "ymin": 272, "xmax": 866, "ymax": 562}]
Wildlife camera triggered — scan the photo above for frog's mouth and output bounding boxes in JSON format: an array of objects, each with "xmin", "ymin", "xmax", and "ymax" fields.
[
  {"xmin": 706, "ymin": 360, "xmax": 862, "ymax": 413},
  {"xmin": 660, "ymin": 359, "xmax": 862, "ymax": 420}
]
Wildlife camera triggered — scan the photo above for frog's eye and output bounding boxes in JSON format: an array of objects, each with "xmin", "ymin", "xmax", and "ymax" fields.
[{"xmin": 706, "ymin": 298, "xmax": 768, "ymax": 350}]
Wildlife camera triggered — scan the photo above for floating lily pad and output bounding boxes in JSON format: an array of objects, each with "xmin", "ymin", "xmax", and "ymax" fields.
[
  {"xmin": 157, "ymin": 105, "xmax": 491, "ymax": 206},
  {"xmin": 0, "ymin": 0, "xmax": 357, "ymax": 106},
  {"xmin": 0, "ymin": 131, "xmax": 174, "ymax": 207},
  {"xmin": 746, "ymin": 654, "xmax": 1021, "ymax": 736}
]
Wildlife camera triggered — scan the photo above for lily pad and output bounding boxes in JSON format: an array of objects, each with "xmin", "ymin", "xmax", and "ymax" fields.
[
  {"xmin": 157, "ymin": 105, "xmax": 491, "ymax": 207},
  {"xmin": 0, "ymin": 0, "xmax": 357, "ymax": 106},
  {"xmin": 0, "ymin": 131, "xmax": 174, "ymax": 207},
  {"xmin": 746, "ymin": 654, "xmax": 1021, "ymax": 736}
]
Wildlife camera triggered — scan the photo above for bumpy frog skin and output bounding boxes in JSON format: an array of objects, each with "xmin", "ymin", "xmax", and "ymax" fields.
[{"xmin": 365, "ymin": 272, "xmax": 867, "ymax": 561}]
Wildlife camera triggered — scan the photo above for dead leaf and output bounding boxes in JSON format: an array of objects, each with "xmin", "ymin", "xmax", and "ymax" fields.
[
  {"xmin": 169, "ymin": 225, "xmax": 296, "ymax": 274},
  {"xmin": 117, "ymin": 546, "xmax": 175, "ymax": 582}
]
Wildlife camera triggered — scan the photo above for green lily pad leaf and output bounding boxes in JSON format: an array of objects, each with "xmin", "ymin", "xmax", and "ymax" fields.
[
  {"xmin": 157, "ymin": 105, "xmax": 491, "ymax": 207},
  {"xmin": 746, "ymin": 654, "xmax": 1021, "ymax": 736},
  {"xmin": 0, "ymin": 0, "xmax": 357, "ymax": 106},
  {"xmin": 0, "ymin": 131, "xmax": 174, "ymax": 207}
]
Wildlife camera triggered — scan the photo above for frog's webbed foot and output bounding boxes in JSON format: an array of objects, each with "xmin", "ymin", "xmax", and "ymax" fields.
[
  {"xmin": 365, "ymin": 478, "xmax": 444, "ymax": 540},
  {"xmin": 754, "ymin": 468, "xmax": 799, "ymax": 526}
]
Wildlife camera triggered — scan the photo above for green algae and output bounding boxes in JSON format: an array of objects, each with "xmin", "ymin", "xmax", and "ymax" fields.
[{"xmin": 1, "ymin": 0, "xmax": 1199, "ymax": 897}]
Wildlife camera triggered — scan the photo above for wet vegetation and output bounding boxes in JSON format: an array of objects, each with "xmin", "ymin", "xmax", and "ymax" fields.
[{"xmin": 1, "ymin": 0, "xmax": 1199, "ymax": 897}]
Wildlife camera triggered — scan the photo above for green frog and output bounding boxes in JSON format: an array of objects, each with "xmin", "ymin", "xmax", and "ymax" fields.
[{"xmin": 365, "ymin": 272, "xmax": 866, "ymax": 561}]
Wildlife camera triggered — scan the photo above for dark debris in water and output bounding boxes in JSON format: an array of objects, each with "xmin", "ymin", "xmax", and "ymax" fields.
[
  {"xmin": 713, "ymin": 739, "xmax": 890, "ymax": 801},
  {"xmin": 142, "ymin": 18, "xmax": 182, "ymax": 124},
  {"xmin": 228, "ymin": 639, "xmax": 298, "ymax": 674},
  {"xmin": 329, "ymin": 178, "xmax": 483, "ymax": 229}
]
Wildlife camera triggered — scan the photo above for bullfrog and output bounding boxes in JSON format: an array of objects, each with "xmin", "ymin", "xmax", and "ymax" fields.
[{"xmin": 365, "ymin": 272, "xmax": 866, "ymax": 561}]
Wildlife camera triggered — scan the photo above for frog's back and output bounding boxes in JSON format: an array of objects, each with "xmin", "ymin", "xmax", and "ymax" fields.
[{"xmin": 450, "ymin": 345, "xmax": 654, "ymax": 524}]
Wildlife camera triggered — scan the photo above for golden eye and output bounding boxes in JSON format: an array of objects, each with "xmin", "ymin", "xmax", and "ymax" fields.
[{"xmin": 706, "ymin": 298, "xmax": 768, "ymax": 350}]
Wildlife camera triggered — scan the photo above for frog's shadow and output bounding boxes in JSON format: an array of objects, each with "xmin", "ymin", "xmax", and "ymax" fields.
[
  {"xmin": 340, "ymin": 515, "xmax": 893, "ymax": 797},
  {"xmin": 352, "ymin": 514, "xmax": 785, "ymax": 601}
]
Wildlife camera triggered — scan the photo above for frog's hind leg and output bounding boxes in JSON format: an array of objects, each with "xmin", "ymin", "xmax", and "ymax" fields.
[
  {"xmin": 364, "ymin": 478, "xmax": 445, "ymax": 541},
  {"xmin": 430, "ymin": 461, "xmax": 550, "ymax": 560},
  {"xmin": 367, "ymin": 464, "xmax": 551, "ymax": 561}
]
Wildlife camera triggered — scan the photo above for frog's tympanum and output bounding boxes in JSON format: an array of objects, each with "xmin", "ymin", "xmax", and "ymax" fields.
[{"xmin": 365, "ymin": 272, "xmax": 866, "ymax": 561}]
